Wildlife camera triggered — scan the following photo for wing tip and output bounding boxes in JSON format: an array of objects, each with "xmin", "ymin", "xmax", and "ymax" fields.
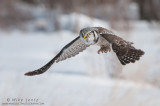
[
  {"xmin": 24, "ymin": 71, "xmax": 37, "ymax": 76},
  {"xmin": 24, "ymin": 70, "xmax": 43, "ymax": 76},
  {"xmin": 140, "ymin": 49, "xmax": 145, "ymax": 55},
  {"xmin": 119, "ymin": 50, "xmax": 145, "ymax": 66}
]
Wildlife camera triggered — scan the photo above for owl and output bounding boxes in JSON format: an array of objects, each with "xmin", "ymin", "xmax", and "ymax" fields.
[{"xmin": 25, "ymin": 27, "xmax": 144, "ymax": 76}]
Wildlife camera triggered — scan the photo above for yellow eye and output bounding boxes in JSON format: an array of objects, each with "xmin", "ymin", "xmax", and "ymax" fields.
[{"xmin": 84, "ymin": 35, "xmax": 86, "ymax": 39}]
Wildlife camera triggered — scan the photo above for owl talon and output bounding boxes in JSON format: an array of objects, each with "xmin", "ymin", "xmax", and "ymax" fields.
[
  {"xmin": 98, "ymin": 49, "xmax": 101, "ymax": 54},
  {"xmin": 98, "ymin": 46, "xmax": 111, "ymax": 54},
  {"xmin": 98, "ymin": 48, "xmax": 103, "ymax": 54}
]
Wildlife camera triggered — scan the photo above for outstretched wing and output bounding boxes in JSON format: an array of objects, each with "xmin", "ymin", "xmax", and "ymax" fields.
[
  {"xmin": 25, "ymin": 36, "xmax": 89, "ymax": 76},
  {"xmin": 101, "ymin": 32, "xmax": 144, "ymax": 65}
]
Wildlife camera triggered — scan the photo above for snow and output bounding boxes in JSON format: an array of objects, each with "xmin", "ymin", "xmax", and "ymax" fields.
[
  {"xmin": 26, "ymin": 12, "xmax": 110, "ymax": 32},
  {"xmin": 0, "ymin": 14, "xmax": 160, "ymax": 106},
  {"xmin": 1, "ymin": 71, "xmax": 160, "ymax": 106},
  {"xmin": 0, "ymin": 31, "xmax": 121, "ymax": 77}
]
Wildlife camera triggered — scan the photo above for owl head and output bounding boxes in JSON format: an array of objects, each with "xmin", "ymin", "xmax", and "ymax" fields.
[{"xmin": 80, "ymin": 27, "xmax": 99, "ymax": 45}]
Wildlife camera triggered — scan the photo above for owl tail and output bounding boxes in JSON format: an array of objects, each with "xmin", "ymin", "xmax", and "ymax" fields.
[{"xmin": 112, "ymin": 43, "xmax": 144, "ymax": 65}]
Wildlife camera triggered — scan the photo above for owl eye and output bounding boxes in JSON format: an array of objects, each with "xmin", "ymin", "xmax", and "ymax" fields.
[{"xmin": 81, "ymin": 33, "xmax": 83, "ymax": 36}]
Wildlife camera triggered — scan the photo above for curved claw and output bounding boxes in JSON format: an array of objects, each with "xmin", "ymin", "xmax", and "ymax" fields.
[{"xmin": 98, "ymin": 45, "xmax": 111, "ymax": 54}]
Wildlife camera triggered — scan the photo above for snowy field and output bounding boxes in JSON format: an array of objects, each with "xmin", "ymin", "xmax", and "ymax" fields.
[{"xmin": 0, "ymin": 15, "xmax": 160, "ymax": 106}]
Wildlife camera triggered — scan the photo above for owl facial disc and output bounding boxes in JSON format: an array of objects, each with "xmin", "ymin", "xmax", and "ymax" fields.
[{"xmin": 80, "ymin": 30, "xmax": 99, "ymax": 45}]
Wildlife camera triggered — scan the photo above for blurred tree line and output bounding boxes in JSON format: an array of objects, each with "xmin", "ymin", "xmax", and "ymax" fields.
[
  {"xmin": 22, "ymin": 0, "xmax": 160, "ymax": 21},
  {"xmin": 0, "ymin": 0, "xmax": 32, "ymax": 29},
  {"xmin": 0, "ymin": 0, "xmax": 160, "ymax": 30},
  {"xmin": 134, "ymin": 0, "xmax": 160, "ymax": 21}
]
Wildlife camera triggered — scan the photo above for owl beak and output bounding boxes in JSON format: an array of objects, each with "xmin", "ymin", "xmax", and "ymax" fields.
[{"xmin": 84, "ymin": 35, "xmax": 86, "ymax": 39}]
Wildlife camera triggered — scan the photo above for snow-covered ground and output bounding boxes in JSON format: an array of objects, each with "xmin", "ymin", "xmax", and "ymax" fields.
[
  {"xmin": 1, "ymin": 72, "xmax": 160, "ymax": 106},
  {"xmin": 0, "ymin": 14, "xmax": 160, "ymax": 106}
]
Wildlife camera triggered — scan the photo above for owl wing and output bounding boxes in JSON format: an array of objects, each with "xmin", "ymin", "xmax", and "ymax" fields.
[
  {"xmin": 25, "ymin": 36, "xmax": 89, "ymax": 76},
  {"xmin": 101, "ymin": 33, "xmax": 144, "ymax": 65}
]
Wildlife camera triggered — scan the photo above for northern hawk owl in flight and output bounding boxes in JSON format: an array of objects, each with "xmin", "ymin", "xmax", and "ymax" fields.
[{"xmin": 25, "ymin": 27, "xmax": 144, "ymax": 76}]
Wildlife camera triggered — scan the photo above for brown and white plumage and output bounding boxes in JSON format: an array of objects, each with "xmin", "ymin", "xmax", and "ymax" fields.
[
  {"xmin": 25, "ymin": 27, "xmax": 144, "ymax": 76},
  {"xmin": 99, "ymin": 27, "xmax": 144, "ymax": 65}
]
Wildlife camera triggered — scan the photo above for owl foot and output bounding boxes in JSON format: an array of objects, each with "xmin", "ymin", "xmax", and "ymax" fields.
[{"xmin": 98, "ymin": 45, "xmax": 111, "ymax": 54}]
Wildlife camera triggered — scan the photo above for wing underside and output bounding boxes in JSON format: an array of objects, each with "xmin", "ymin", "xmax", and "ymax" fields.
[
  {"xmin": 25, "ymin": 36, "xmax": 89, "ymax": 76},
  {"xmin": 56, "ymin": 37, "xmax": 89, "ymax": 62}
]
